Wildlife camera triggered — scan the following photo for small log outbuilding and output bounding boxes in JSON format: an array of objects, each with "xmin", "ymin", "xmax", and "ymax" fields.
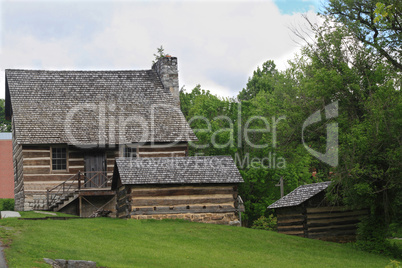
[
  {"xmin": 268, "ymin": 181, "xmax": 367, "ymax": 243},
  {"xmin": 112, "ymin": 156, "xmax": 244, "ymax": 225}
]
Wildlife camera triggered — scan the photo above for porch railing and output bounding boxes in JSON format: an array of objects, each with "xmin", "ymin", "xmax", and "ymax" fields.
[{"xmin": 46, "ymin": 171, "xmax": 112, "ymax": 210}]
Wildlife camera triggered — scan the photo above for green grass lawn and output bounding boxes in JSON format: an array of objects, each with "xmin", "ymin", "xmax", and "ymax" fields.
[{"xmin": 0, "ymin": 213, "xmax": 398, "ymax": 267}]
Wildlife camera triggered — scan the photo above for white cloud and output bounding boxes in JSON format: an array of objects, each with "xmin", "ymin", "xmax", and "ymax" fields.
[
  {"xmin": 0, "ymin": 0, "xmax": 322, "ymax": 99},
  {"xmin": 1, "ymin": 33, "xmax": 76, "ymax": 70}
]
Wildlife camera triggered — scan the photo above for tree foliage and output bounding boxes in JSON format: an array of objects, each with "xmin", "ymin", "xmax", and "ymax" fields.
[
  {"xmin": 180, "ymin": 2, "xmax": 401, "ymax": 254},
  {"xmin": 0, "ymin": 99, "xmax": 12, "ymax": 132},
  {"xmin": 181, "ymin": 82, "xmax": 316, "ymax": 225},
  {"xmin": 324, "ymin": 0, "xmax": 402, "ymax": 71},
  {"xmin": 294, "ymin": 17, "xmax": 401, "ymax": 255},
  {"xmin": 238, "ymin": 60, "xmax": 280, "ymax": 101}
]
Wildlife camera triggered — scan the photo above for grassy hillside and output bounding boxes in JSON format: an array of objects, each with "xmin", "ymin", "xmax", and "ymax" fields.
[{"xmin": 0, "ymin": 213, "xmax": 397, "ymax": 267}]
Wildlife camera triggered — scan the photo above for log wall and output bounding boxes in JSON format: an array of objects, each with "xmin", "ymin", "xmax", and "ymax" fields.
[
  {"xmin": 117, "ymin": 184, "xmax": 240, "ymax": 225},
  {"xmin": 22, "ymin": 145, "xmax": 80, "ymax": 210},
  {"xmin": 12, "ymin": 118, "xmax": 24, "ymax": 211},
  {"xmin": 116, "ymin": 185, "xmax": 129, "ymax": 218},
  {"xmin": 136, "ymin": 143, "xmax": 188, "ymax": 158},
  {"xmin": 276, "ymin": 206, "xmax": 305, "ymax": 237},
  {"xmin": 17, "ymin": 142, "xmax": 188, "ymax": 211},
  {"xmin": 305, "ymin": 206, "xmax": 368, "ymax": 242},
  {"xmin": 276, "ymin": 204, "xmax": 368, "ymax": 242}
]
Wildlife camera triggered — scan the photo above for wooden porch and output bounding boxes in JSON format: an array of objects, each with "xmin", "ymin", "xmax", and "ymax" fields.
[{"xmin": 46, "ymin": 171, "xmax": 116, "ymax": 217}]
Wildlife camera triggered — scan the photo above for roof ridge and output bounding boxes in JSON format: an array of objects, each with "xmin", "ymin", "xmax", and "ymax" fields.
[{"xmin": 267, "ymin": 181, "xmax": 332, "ymax": 209}]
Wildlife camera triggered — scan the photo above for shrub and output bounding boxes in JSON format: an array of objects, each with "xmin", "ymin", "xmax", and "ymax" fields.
[
  {"xmin": 0, "ymin": 199, "xmax": 15, "ymax": 211},
  {"xmin": 388, "ymin": 223, "xmax": 402, "ymax": 238},
  {"xmin": 355, "ymin": 216, "xmax": 402, "ymax": 259},
  {"xmin": 251, "ymin": 215, "xmax": 277, "ymax": 231},
  {"xmin": 386, "ymin": 260, "xmax": 401, "ymax": 268}
]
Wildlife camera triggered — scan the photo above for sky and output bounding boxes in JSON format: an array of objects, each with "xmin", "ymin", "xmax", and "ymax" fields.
[{"xmin": 0, "ymin": 0, "xmax": 325, "ymax": 99}]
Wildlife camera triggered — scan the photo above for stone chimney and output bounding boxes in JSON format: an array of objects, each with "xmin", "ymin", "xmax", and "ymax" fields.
[{"xmin": 152, "ymin": 56, "xmax": 180, "ymax": 107}]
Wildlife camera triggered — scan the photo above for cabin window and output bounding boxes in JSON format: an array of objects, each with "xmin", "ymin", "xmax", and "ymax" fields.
[
  {"xmin": 124, "ymin": 146, "xmax": 137, "ymax": 158},
  {"xmin": 52, "ymin": 147, "xmax": 67, "ymax": 170}
]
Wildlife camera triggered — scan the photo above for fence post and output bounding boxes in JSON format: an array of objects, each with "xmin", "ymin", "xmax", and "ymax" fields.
[
  {"xmin": 78, "ymin": 171, "xmax": 81, "ymax": 190},
  {"xmin": 46, "ymin": 189, "xmax": 50, "ymax": 210}
]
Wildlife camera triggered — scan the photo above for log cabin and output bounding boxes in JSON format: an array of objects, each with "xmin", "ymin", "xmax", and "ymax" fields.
[
  {"xmin": 4, "ymin": 57, "xmax": 203, "ymax": 215},
  {"xmin": 112, "ymin": 156, "xmax": 244, "ymax": 225},
  {"xmin": 268, "ymin": 181, "xmax": 368, "ymax": 243}
]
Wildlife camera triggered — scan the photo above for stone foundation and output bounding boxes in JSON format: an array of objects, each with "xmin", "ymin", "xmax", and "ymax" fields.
[
  {"xmin": 22, "ymin": 193, "xmax": 47, "ymax": 211},
  {"xmin": 13, "ymin": 191, "xmax": 25, "ymax": 211},
  {"xmin": 131, "ymin": 212, "xmax": 240, "ymax": 225}
]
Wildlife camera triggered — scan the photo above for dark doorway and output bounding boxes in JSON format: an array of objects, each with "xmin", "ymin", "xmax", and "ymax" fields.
[{"xmin": 84, "ymin": 151, "xmax": 107, "ymax": 188}]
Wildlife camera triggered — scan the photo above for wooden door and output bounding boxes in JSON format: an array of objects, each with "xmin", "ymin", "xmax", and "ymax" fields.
[{"xmin": 84, "ymin": 151, "xmax": 106, "ymax": 188}]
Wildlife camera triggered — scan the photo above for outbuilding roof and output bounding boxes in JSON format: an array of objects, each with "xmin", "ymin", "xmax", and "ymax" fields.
[
  {"xmin": 267, "ymin": 181, "xmax": 331, "ymax": 209},
  {"xmin": 112, "ymin": 156, "xmax": 244, "ymax": 186},
  {"xmin": 5, "ymin": 69, "xmax": 197, "ymax": 145}
]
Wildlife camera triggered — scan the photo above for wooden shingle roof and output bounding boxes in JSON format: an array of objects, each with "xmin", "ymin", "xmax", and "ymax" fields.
[
  {"xmin": 5, "ymin": 69, "xmax": 197, "ymax": 145},
  {"xmin": 113, "ymin": 156, "xmax": 244, "ymax": 186},
  {"xmin": 267, "ymin": 181, "xmax": 331, "ymax": 209}
]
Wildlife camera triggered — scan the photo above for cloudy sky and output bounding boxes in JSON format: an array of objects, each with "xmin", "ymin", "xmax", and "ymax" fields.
[{"xmin": 0, "ymin": 0, "xmax": 324, "ymax": 99}]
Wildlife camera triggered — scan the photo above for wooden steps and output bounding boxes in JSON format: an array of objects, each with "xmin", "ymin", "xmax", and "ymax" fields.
[{"xmin": 53, "ymin": 192, "xmax": 79, "ymax": 212}]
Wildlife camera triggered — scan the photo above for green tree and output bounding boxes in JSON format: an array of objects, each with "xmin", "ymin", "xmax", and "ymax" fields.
[
  {"xmin": 324, "ymin": 0, "xmax": 402, "ymax": 71},
  {"xmin": 238, "ymin": 60, "xmax": 280, "ymax": 101},
  {"xmin": 0, "ymin": 99, "xmax": 11, "ymax": 132},
  {"xmin": 290, "ymin": 16, "xmax": 401, "ymax": 255},
  {"xmin": 180, "ymin": 85, "xmax": 238, "ymax": 157},
  {"xmin": 181, "ymin": 83, "xmax": 315, "ymax": 226},
  {"xmin": 180, "ymin": 8, "xmax": 401, "ymax": 240}
]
